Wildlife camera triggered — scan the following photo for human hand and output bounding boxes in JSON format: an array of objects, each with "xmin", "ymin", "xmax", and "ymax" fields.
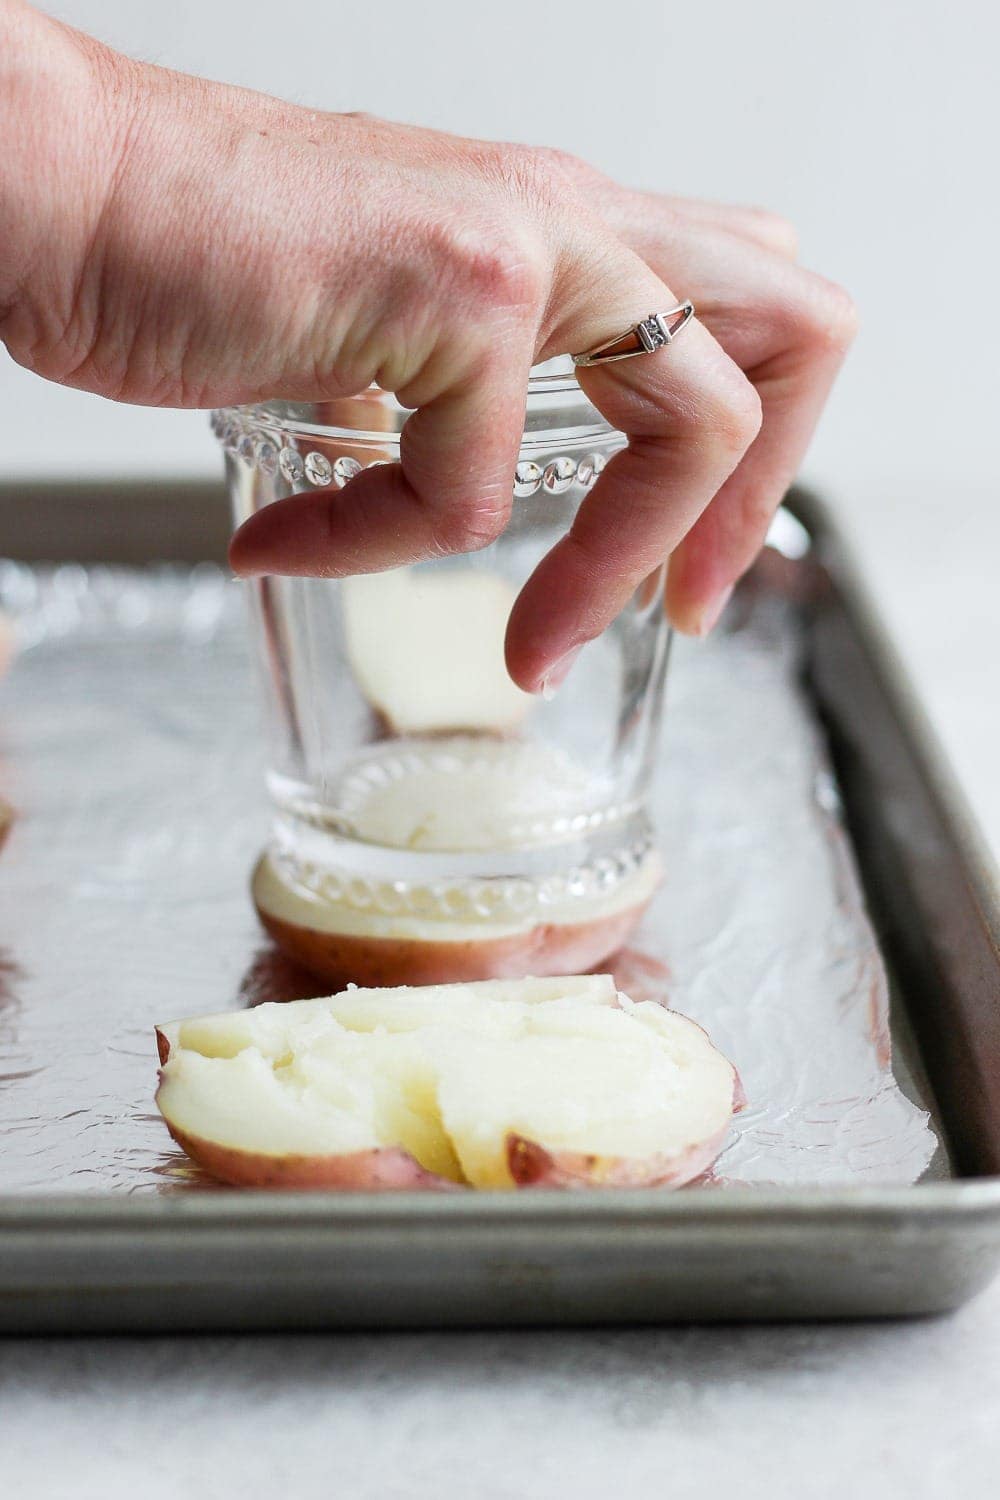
[{"xmin": 0, "ymin": 2, "xmax": 855, "ymax": 692}]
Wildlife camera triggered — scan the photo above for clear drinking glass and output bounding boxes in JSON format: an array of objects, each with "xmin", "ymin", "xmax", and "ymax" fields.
[{"xmin": 215, "ymin": 362, "xmax": 669, "ymax": 986}]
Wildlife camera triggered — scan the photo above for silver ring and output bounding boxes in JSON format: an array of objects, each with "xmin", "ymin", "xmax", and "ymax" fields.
[{"xmin": 572, "ymin": 301, "xmax": 695, "ymax": 368}]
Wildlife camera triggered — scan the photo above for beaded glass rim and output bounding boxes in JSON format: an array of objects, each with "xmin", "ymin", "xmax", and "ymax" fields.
[
  {"xmin": 211, "ymin": 409, "xmax": 626, "ymax": 499},
  {"xmin": 269, "ymin": 832, "xmax": 660, "ymax": 923}
]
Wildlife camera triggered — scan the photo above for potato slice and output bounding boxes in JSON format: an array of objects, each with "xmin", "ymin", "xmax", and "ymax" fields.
[
  {"xmin": 342, "ymin": 566, "xmax": 530, "ymax": 734},
  {"xmin": 252, "ymin": 846, "xmax": 660, "ymax": 988},
  {"xmin": 157, "ymin": 1030, "xmax": 459, "ymax": 1188},
  {"xmin": 155, "ymin": 977, "xmax": 740, "ymax": 1191},
  {"xmin": 431, "ymin": 998, "xmax": 737, "ymax": 1189}
]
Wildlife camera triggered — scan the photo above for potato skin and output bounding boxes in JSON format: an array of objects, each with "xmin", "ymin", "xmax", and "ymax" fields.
[
  {"xmin": 254, "ymin": 900, "xmax": 649, "ymax": 990},
  {"xmin": 505, "ymin": 1063, "xmax": 745, "ymax": 1189},
  {"xmin": 160, "ymin": 1119, "xmax": 458, "ymax": 1191},
  {"xmin": 505, "ymin": 1127, "xmax": 734, "ymax": 1191},
  {"xmin": 163, "ymin": 1120, "xmax": 734, "ymax": 1192}
]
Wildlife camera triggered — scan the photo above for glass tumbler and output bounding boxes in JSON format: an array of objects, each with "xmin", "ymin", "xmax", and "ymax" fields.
[{"xmin": 215, "ymin": 363, "xmax": 669, "ymax": 987}]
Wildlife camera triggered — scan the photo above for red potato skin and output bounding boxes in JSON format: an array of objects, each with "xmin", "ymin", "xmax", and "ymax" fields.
[
  {"xmin": 161, "ymin": 1119, "xmax": 458, "ymax": 1191},
  {"xmin": 506, "ymin": 1125, "xmax": 733, "ymax": 1190},
  {"xmin": 161, "ymin": 1118, "xmax": 737, "ymax": 1192},
  {"xmin": 506, "ymin": 1070, "xmax": 746, "ymax": 1190},
  {"xmin": 254, "ymin": 900, "xmax": 650, "ymax": 989}
]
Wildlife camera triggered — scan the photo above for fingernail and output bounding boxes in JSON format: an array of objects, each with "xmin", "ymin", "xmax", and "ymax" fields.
[
  {"xmin": 539, "ymin": 645, "xmax": 582, "ymax": 699},
  {"xmin": 696, "ymin": 585, "xmax": 734, "ymax": 638}
]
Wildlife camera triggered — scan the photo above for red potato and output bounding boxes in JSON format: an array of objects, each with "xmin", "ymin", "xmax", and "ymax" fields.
[
  {"xmin": 255, "ymin": 888, "xmax": 651, "ymax": 988},
  {"xmin": 155, "ymin": 976, "xmax": 742, "ymax": 1192},
  {"xmin": 163, "ymin": 1127, "xmax": 455, "ymax": 1191},
  {"xmin": 342, "ymin": 567, "xmax": 531, "ymax": 736},
  {"xmin": 505, "ymin": 1129, "xmax": 733, "ymax": 1189},
  {"xmin": 252, "ymin": 850, "xmax": 660, "ymax": 988}
]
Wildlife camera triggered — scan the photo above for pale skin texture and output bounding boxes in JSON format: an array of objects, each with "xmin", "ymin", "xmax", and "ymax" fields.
[{"xmin": 0, "ymin": 0, "xmax": 857, "ymax": 692}]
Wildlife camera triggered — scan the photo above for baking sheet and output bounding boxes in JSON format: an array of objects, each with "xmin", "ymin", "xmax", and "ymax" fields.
[{"xmin": 0, "ymin": 555, "xmax": 937, "ymax": 1195}]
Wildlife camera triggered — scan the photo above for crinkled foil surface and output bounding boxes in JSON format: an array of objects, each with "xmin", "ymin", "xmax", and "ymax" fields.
[{"xmin": 0, "ymin": 558, "xmax": 939, "ymax": 1194}]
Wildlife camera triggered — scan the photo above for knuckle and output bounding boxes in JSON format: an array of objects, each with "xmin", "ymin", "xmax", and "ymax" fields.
[
  {"xmin": 530, "ymin": 145, "xmax": 591, "ymax": 186},
  {"xmin": 502, "ymin": 143, "xmax": 597, "ymax": 213},
  {"xmin": 699, "ymin": 369, "xmax": 763, "ymax": 456},
  {"xmin": 738, "ymin": 486, "xmax": 781, "ymax": 543},
  {"xmin": 796, "ymin": 274, "xmax": 860, "ymax": 352},
  {"xmin": 435, "ymin": 497, "xmax": 510, "ymax": 555},
  {"xmin": 444, "ymin": 221, "xmax": 547, "ymax": 315},
  {"xmin": 819, "ymin": 278, "xmax": 860, "ymax": 347},
  {"xmin": 747, "ymin": 207, "xmax": 799, "ymax": 256}
]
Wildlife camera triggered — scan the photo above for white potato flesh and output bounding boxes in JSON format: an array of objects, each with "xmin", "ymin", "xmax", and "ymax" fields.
[
  {"xmin": 165, "ymin": 975, "xmax": 617, "ymax": 1057},
  {"xmin": 433, "ymin": 998, "xmax": 736, "ymax": 1187},
  {"xmin": 156, "ymin": 977, "xmax": 738, "ymax": 1190},
  {"xmin": 342, "ymin": 566, "xmax": 531, "ymax": 735},
  {"xmin": 157, "ymin": 1046, "xmax": 379, "ymax": 1159},
  {"xmin": 333, "ymin": 736, "xmax": 600, "ymax": 855},
  {"xmin": 320, "ymin": 974, "xmax": 619, "ymax": 1034},
  {"xmin": 158, "ymin": 1029, "xmax": 462, "ymax": 1180}
]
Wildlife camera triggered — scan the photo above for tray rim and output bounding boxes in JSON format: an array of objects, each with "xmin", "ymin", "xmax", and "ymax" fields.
[
  {"xmin": 787, "ymin": 487, "xmax": 1000, "ymax": 927},
  {"xmin": 1, "ymin": 1179, "xmax": 1000, "ymax": 1229},
  {"xmin": 1, "ymin": 482, "xmax": 998, "ymax": 1234}
]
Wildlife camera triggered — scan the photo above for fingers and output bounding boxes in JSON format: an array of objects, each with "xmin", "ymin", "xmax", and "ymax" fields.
[
  {"xmin": 664, "ymin": 197, "xmax": 799, "ymax": 260},
  {"xmin": 548, "ymin": 152, "xmax": 798, "ymax": 262},
  {"xmin": 229, "ymin": 345, "xmax": 531, "ymax": 578},
  {"xmin": 540, "ymin": 151, "xmax": 798, "ymax": 261},
  {"xmin": 557, "ymin": 179, "xmax": 855, "ymax": 635},
  {"xmin": 504, "ymin": 241, "xmax": 761, "ymax": 693},
  {"xmin": 665, "ymin": 270, "xmax": 857, "ymax": 631},
  {"xmin": 228, "ymin": 130, "xmax": 850, "ymax": 699},
  {"xmin": 591, "ymin": 224, "xmax": 856, "ymax": 633}
]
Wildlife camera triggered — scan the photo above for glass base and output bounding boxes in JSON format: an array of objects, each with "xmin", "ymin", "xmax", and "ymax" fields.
[{"xmin": 256, "ymin": 733, "xmax": 662, "ymax": 985}]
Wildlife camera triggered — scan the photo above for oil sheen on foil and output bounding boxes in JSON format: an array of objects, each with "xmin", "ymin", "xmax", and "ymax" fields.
[{"xmin": 0, "ymin": 558, "xmax": 938, "ymax": 1193}]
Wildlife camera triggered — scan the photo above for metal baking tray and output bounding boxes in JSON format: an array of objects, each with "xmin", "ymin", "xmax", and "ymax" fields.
[{"xmin": 0, "ymin": 479, "xmax": 998, "ymax": 1332}]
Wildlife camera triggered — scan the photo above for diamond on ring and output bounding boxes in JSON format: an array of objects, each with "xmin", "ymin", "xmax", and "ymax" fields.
[{"xmin": 572, "ymin": 301, "xmax": 695, "ymax": 368}]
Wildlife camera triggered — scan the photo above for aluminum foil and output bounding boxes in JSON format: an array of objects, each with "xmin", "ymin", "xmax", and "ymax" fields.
[{"xmin": 0, "ymin": 554, "xmax": 938, "ymax": 1194}]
